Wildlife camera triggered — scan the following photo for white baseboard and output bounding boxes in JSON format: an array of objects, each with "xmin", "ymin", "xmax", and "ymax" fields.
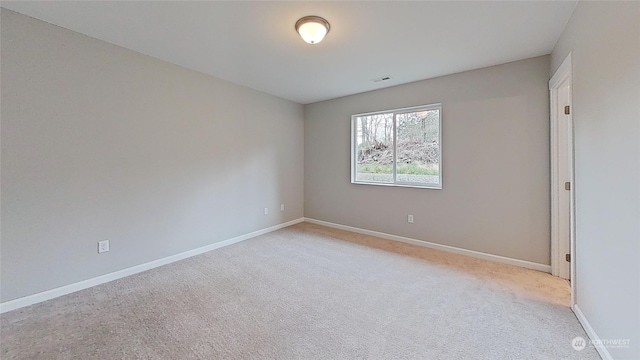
[
  {"xmin": 304, "ymin": 218, "xmax": 551, "ymax": 273},
  {"xmin": 0, "ymin": 218, "xmax": 304, "ymax": 314},
  {"xmin": 573, "ymin": 304, "xmax": 613, "ymax": 360}
]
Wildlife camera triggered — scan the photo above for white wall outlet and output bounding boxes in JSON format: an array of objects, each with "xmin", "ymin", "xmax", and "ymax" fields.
[
  {"xmin": 408, "ymin": 215, "xmax": 414, "ymax": 224},
  {"xmin": 264, "ymin": 207, "xmax": 269, "ymax": 215},
  {"xmin": 280, "ymin": 204, "xmax": 285, "ymax": 212},
  {"xmin": 98, "ymin": 240, "xmax": 110, "ymax": 253}
]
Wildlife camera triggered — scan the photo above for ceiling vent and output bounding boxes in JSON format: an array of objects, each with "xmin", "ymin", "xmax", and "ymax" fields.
[{"xmin": 372, "ymin": 76, "xmax": 392, "ymax": 83}]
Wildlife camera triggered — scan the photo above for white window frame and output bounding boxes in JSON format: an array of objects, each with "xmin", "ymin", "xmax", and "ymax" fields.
[{"xmin": 351, "ymin": 103, "xmax": 442, "ymax": 189}]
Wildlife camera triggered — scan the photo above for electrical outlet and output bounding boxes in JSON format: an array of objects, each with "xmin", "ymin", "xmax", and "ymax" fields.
[
  {"xmin": 98, "ymin": 240, "xmax": 110, "ymax": 253},
  {"xmin": 408, "ymin": 215, "xmax": 414, "ymax": 224},
  {"xmin": 264, "ymin": 207, "xmax": 269, "ymax": 215},
  {"xmin": 280, "ymin": 204, "xmax": 285, "ymax": 212}
]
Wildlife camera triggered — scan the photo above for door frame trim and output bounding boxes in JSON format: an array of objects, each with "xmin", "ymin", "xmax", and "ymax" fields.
[{"xmin": 549, "ymin": 52, "xmax": 575, "ymax": 306}]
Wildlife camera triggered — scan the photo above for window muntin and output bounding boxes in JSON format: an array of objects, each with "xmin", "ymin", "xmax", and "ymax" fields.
[{"xmin": 352, "ymin": 104, "xmax": 441, "ymax": 189}]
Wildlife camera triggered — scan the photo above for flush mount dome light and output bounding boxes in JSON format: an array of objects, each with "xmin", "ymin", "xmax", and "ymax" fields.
[{"xmin": 295, "ymin": 16, "xmax": 330, "ymax": 45}]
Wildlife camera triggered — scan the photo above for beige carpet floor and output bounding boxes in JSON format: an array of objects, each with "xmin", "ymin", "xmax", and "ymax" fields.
[{"xmin": 1, "ymin": 222, "xmax": 600, "ymax": 359}]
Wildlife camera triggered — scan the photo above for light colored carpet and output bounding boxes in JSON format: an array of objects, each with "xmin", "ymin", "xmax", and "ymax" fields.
[{"xmin": 1, "ymin": 222, "xmax": 600, "ymax": 359}]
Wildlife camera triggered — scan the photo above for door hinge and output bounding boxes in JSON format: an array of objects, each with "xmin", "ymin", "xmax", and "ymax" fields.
[
  {"xmin": 565, "ymin": 253, "xmax": 571, "ymax": 262},
  {"xmin": 564, "ymin": 105, "xmax": 571, "ymax": 115},
  {"xmin": 565, "ymin": 182, "xmax": 571, "ymax": 191}
]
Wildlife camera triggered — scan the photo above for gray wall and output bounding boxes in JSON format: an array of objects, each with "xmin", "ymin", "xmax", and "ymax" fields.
[
  {"xmin": 1, "ymin": 9, "xmax": 304, "ymax": 302},
  {"xmin": 551, "ymin": 2, "xmax": 640, "ymax": 359},
  {"xmin": 305, "ymin": 56, "xmax": 551, "ymax": 265}
]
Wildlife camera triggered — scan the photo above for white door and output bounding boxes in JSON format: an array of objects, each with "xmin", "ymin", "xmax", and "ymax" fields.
[
  {"xmin": 556, "ymin": 81, "xmax": 572, "ymax": 279},
  {"xmin": 550, "ymin": 53, "xmax": 574, "ymax": 285}
]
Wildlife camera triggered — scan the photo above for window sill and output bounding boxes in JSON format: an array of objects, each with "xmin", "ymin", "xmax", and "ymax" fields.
[{"xmin": 351, "ymin": 181, "xmax": 442, "ymax": 190}]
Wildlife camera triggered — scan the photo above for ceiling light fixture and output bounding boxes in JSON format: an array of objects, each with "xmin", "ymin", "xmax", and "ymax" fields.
[{"xmin": 295, "ymin": 16, "xmax": 330, "ymax": 45}]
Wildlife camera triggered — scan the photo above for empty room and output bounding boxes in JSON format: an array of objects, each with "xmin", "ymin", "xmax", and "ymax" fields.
[{"xmin": 1, "ymin": 1, "xmax": 638, "ymax": 359}]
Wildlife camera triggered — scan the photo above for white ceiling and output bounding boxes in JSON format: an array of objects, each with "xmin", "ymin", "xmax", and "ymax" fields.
[{"xmin": 2, "ymin": 1, "xmax": 577, "ymax": 104}]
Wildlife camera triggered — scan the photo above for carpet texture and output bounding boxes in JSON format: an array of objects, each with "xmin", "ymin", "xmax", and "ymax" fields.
[{"xmin": 1, "ymin": 223, "xmax": 600, "ymax": 359}]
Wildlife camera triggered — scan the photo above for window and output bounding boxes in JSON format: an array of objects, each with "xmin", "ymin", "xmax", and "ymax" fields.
[{"xmin": 351, "ymin": 104, "xmax": 442, "ymax": 189}]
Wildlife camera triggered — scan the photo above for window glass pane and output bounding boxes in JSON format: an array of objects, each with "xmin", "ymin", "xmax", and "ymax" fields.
[
  {"xmin": 395, "ymin": 110, "xmax": 440, "ymax": 184},
  {"xmin": 355, "ymin": 113, "xmax": 394, "ymax": 183}
]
